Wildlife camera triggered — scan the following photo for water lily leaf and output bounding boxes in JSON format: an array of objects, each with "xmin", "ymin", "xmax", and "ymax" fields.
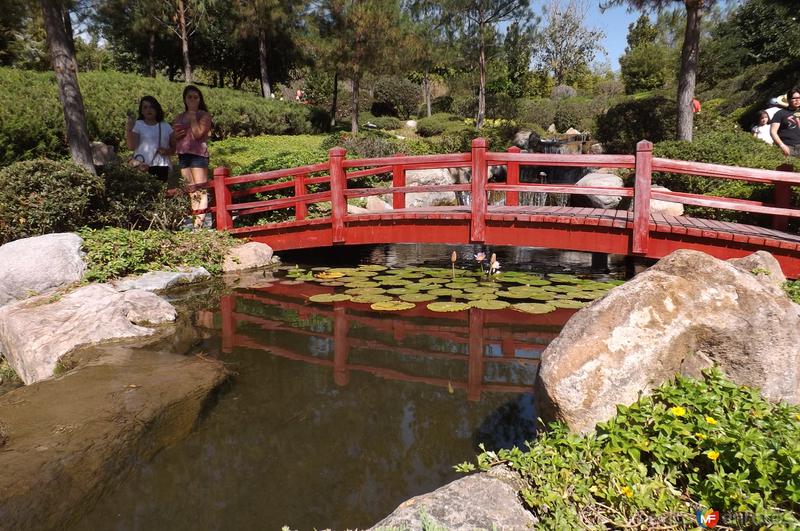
[
  {"xmin": 345, "ymin": 287, "xmax": 386, "ymax": 295},
  {"xmin": 347, "ymin": 270, "xmax": 378, "ymax": 277},
  {"xmin": 379, "ymin": 278, "xmax": 413, "ymax": 286},
  {"xmin": 551, "ymin": 300, "xmax": 586, "ymax": 309},
  {"xmin": 418, "ymin": 277, "xmax": 450, "ymax": 285},
  {"xmin": 280, "ymin": 280, "xmax": 306, "ymax": 285},
  {"xmin": 428, "ymin": 288, "xmax": 463, "ymax": 297},
  {"xmin": 513, "ymin": 303, "xmax": 557, "ymax": 314},
  {"xmin": 386, "ymin": 287, "xmax": 419, "ymax": 295},
  {"xmin": 314, "ymin": 271, "xmax": 346, "ymax": 280},
  {"xmin": 370, "ymin": 301, "xmax": 415, "ymax": 311},
  {"xmin": 468, "ymin": 299, "xmax": 511, "ymax": 310},
  {"xmin": 542, "ymin": 285, "xmax": 578, "ymax": 293},
  {"xmin": 478, "ymin": 293, "xmax": 499, "ymax": 300},
  {"xmin": 463, "ymin": 286, "xmax": 496, "ymax": 294},
  {"xmin": 350, "ymin": 294, "xmax": 393, "ymax": 304},
  {"xmin": 400, "ymin": 293, "xmax": 438, "ymax": 302},
  {"xmin": 446, "ymin": 283, "xmax": 476, "ymax": 290},
  {"xmin": 319, "ymin": 281, "xmax": 345, "ymax": 287},
  {"xmin": 454, "ymin": 292, "xmax": 485, "ymax": 301},
  {"xmin": 427, "ymin": 301, "xmax": 470, "ymax": 312},
  {"xmin": 308, "ymin": 293, "xmax": 352, "ymax": 303},
  {"xmin": 496, "ymin": 290, "xmax": 533, "ymax": 299},
  {"xmin": 547, "ymin": 274, "xmax": 583, "ymax": 284},
  {"xmin": 344, "ymin": 281, "xmax": 380, "ymax": 288},
  {"xmin": 359, "ymin": 264, "xmax": 388, "ymax": 271}
]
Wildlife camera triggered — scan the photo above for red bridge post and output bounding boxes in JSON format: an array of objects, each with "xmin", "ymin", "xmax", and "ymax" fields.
[
  {"xmin": 506, "ymin": 146, "xmax": 520, "ymax": 207},
  {"xmin": 773, "ymin": 163, "xmax": 794, "ymax": 232},
  {"xmin": 213, "ymin": 166, "xmax": 233, "ymax": 230},
  {"xmin": 295, "ymin": 172, "xmax": 307, "ymax": 221},
  {"xmin": 392, "ymin": 152, "xmax": 406, "ymax": 209},
  {"xmin": 471, "ymin": 138, "xmax": 488, "ymax": 242},
  {"xmin": 329, "ymin": 147, "xmax": 347, "ymax": 243},
  {"xmin": 632, "ymin": 140, "xmax": 653, "ymax": 254}
]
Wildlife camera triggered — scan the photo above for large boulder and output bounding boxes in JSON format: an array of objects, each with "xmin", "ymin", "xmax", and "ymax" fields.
[
  {"xmin": 0, "ymin": 284, "xmax": 176, "ymax": 384},
  {"xmin": 223, "ymin": 242, "xmax": 274, "ymax": 273},
  {"xmin": 405, "ymin": 168, "xmax": 458, "ymax": 207},
  {"xmin": 113, "ymin": 267, "xmax": 211, "ymax": 292},
  {"xmin": 0, "ymin": 233, "xmax": 86, "ymax": 307},
  {"xmin": 537, "ymin": 250, "xmax": 800, "ymax": 433},
  {"xmin": 371, "ymin": 466, "xmax": 536, "ymax": 530},
  {"xmin": 575, "ymin": 172, "xmax": 624, "ymax": 209}
]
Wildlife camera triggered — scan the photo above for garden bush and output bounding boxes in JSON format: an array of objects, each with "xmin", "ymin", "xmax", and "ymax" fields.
[
  {"xmin": 0, "ymin": 159, "xmax": 104, "ymax": 244},
  {"xmin": 595, "ymin": 95, "xmax": 676, "ymax": 154},
  {"xmin": 458, "ymin": 368, "xmax": 800, "ymax": 529},
  {"xmin": 370, "ymin": 76, "xmax": 421, "ymax": 119},
  {"xmin": 80, "ymin": 227, "xmax": 239, "ymax": 281},
  {"xmin": 516, "ymin": 98, "xmax": 557, "ymax": 130},
  {"xmin": 416, "ymin": 113, "xmax": 467, "ymax": 137},
  {"xmin": 0, "ymin": 68, "xmax": 316, "ymax": 164},
  {"xmin": 210, "ymin": 135, "xmax": 326, "ymax": 174},
  {"xmin": 370, "ymin": 116, "xmax": 404, "ymax": 130}
]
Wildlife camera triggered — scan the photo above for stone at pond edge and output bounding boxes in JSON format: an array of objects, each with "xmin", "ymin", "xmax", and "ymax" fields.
[
  {"xmin": 0, "ymin": 348, "xmax": 228, "ymax": 530},
  {"xmin": 536, "ymin": 249, "xmax": 800, "ymax": 434},
  {"xmin": 370, "ymin": 465, "xmax": 537, "ymax": 530},
  {"xmin": 0, "ymin": 233, "xmax": 86, "ymax": 308},
  {"xmin": 223, "ymin": 242, "xmax": 274, "ymax": 273},
  {"xmin": 0, "ymin": 284, "xmax": 176, "ymax": 385},
  {"xmin": 112, "ymin": 267, "xmax": 211, "ymax": 292}
]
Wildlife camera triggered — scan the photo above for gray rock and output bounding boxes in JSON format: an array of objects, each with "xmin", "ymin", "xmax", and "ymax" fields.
[
  {"xmin": 91, "ymin": 141, "xmax": 116, "ymax": 166},
  {"xmin": 223, "ymin": 242, "xmax": 274, "ymax": 273},
  {"xmin": 0, "ymin": 233, "xmax": 86, "ymax": 307},
  {"xmin": 366, "ymin": 195, "xmax": 393, "ymax": 211},
  {"xmin": 0, "ymin": 284, "xmax": 176, "ymax": 385},
  {"xmin": 113, "ymin": 267, "xmax": 211, "ymax": 292},
  {"xmin": 405, "ymin": 120, "xmax": 417, "ymax": 128},
  {"xmin": 513, "ymin": 130, "xmax": 532, "ymax": 149},
  {"xmin": 371, "ymin": 466, "xmax": 536, "ymax": 530},
  {"xmin": 575, "ymin": 173, "xmax": 624, "ymax": 209},
  {"xmin": 537, "ymin": 249, "xmax": 800, "ymax": 433},
  {"xmin": 405, "ymin": 168, "xmax": 458, "ymax": 207}
]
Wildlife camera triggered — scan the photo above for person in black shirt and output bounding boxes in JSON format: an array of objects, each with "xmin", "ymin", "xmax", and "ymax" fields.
[{"xmin": 770, "ymin": 87, "xmax": 800, "ymax": 157}]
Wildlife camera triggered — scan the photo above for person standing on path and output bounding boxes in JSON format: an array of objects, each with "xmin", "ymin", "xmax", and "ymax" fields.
[
  {"xmin": 125, "ymin": 96, "xmax": 173, "ymax": 181},
  {"xmin": 172, "ymin": 85, "xmax": 213, "ymax": 229},
  {"xmin": 770, "ymin": 88, "xmax": 800, "ymax": 158}
]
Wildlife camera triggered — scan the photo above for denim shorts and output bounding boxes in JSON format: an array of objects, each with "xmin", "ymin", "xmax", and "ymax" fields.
[{"xmin": 178, "ymin": 153, "xmax": 209, "ymax": 169}]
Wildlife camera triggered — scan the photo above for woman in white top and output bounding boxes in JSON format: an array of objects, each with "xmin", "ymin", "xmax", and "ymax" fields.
[
  {"xmin": 125, "ymin": 96, "xmax": 173, "ymax": 181},
  {"xmin": 751, "ymin": 110, "xmax": 774, "ymax": 145}
]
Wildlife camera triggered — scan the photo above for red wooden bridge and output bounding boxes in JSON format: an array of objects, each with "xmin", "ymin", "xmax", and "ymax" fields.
[{"xmin": 201, "ymin": 139, "xmax": 800, "ymax": 278}]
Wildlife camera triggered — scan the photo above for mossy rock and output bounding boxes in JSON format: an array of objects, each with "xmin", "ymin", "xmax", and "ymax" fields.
[
  {"xmin": 371, "ymin": 300, "xmax": 415, "ymax": 311},
  {"xmin": 426, "ymin": 301, "xmax": 470, "ymax": 312},
  {"xmin": 308, "ymin": 293, "xmax": 352, "ymax": 303},
  {"xmin": 513, "ymin": 302, "xmax": 557, "ymax": 314},
  {"xmin": 468, "ymin": 299, "xmax": 511, "ymax": 310},
  {"xmin": 399, "ymin": 293, "xmax": 438, "ymax": 302}
]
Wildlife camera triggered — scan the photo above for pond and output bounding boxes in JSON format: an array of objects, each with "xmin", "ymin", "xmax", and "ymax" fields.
[{"xmin": 72, "ymin": 245, "xmax": 628, "ymax": 530}]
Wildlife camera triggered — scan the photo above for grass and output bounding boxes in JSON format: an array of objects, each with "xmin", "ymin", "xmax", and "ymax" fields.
[{"xmin": 210, "ymin": 134, "xmax": 327, "ymax": 175}]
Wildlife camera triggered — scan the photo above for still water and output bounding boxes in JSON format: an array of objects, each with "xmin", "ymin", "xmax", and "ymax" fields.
[{"xmin": 74, "ymin": 245, "xmax": 627, "ymax": 531}]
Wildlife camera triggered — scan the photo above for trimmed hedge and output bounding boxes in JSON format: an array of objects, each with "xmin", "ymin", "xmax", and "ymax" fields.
[
  {"xmin": 596, "ymin": 95, "xmax": 676, "ymax": 154},
  {"xmin": 416, "ymin": 113, "xmax": 468, "ymax": 137},
  {"xmin": 0, "ymin": 68, "xmax": 316, "ymax": 165}
]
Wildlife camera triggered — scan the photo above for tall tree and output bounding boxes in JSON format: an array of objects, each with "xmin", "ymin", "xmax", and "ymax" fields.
[
  {"xmin": 534, "ymin": 0, "xmax": 605, "ymax": 87},
  {"xmin": 603, "ymin": 0, "xmax": 719, "ymax": 142},
  {"xmin": 405, "ymin": 0, "xmax": 453, "ymax": 118},
  {"xmin": 619, "ymin": 14, "xmax": 669, "ymax": 93},
  {"xmin": 444, "ymin": 0, "xmax": 533, "ymax": 128},
  {"xmin": 40, "ymin": 0, "xmax": 94, "ymax": 174}
]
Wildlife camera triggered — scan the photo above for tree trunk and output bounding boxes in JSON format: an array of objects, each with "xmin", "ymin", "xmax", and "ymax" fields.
[
  {"xmin": 176, "ymin": 0, "xmax": 192, "ymax": 83},
  {"xmin": 258, "ymin": 28, "xmax": 271, "ymax": 98},
  {"xmin": 351, "ymin": 75, "xmax": 360, "ymax": 134},
  {"xmin": 423, "ymin": 70, "xmax": 431, "ymax": 118},
  {"xmin": 477, "ymin": 20, "xmax": 486, "ymax": 129},
  {"xmin": 147, "ymin": 32, "xmax": 155, "ymax": 77},
  {"xmin": 40, "ymin": 0, "xmax": 95, "ymax": 174},
  {"xmin": 677, "ymin": 0, "xmax": 702, "ymax": 142},
  {"xmin": 330, "ymin": 70, "xmax": 339, "ymax": 129}
]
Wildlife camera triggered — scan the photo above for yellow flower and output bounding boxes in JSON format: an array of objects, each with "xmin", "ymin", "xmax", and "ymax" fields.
[
  {"xmin": 707, "ymin": 450, "xmax": 720, "ymax": 461},
  {"xmin": 705, "ymin": 416, "xmax": 718, "ymax": 425},
  {"xmin": 620, "ymin": 486, "xmax": 634, "ymax": 498},
  {"xmin": 670, "ymin": 406, "xmax": 686, "ymax": 417},
  {"xmin": 796, "ymin": 414, "xmax": 800, "ymax": 422},
  {"xmin": 695, "ymin": 432, "xmax": 707, "ymax": 440}
]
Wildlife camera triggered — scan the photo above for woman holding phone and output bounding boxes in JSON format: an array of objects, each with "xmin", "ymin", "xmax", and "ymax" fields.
[
  {"xmin": 171, "ymin": 85, "xmax": 213, "ymax": 229},
  {"xmin": 125, "ymin": 96, "xmax": 173, "ymax": 181}
]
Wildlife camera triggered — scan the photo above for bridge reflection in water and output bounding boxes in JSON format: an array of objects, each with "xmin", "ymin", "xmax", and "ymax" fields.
[{"xmin": 215, "ymin": 279, "xmax": 576, "ymax": 402}]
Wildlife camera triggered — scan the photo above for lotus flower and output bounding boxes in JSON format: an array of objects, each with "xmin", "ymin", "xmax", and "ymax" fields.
[{"xmin": 474, "ymin": 252, "xmax": 486, "ymax": 262}]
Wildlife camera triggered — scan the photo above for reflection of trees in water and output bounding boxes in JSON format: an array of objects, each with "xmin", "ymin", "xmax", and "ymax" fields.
[{"xmin": 475, "ymin": 394, "xmax": 537, "ymax": 451}]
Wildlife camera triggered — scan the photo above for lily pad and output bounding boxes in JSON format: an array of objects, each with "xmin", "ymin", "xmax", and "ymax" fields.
[
  {"xmin": 496, "ymin": 290, "xmax": 533, "ymax": 299},
  {"xmin": 350, "ymin": 294, "xmax": 393, "ymax": 304},
  {"xmin": 428, "ymin": 288, "xmax": 463, "ymax": 297},
  {"xmin": 279, "ymin": 280, "xmax": 306, "ymax": 285},
  {"xmin": 551, "ymin": 299, "xmax": 586, "ymax": 309},
  {"xmin": 399, "ymin": 293, "xmax": 439, "ymax": 302},
  {"xmin": 308, "ymin": 293, "xmax": 352, "ymax": 303},
  {"xmin": 371, "ymin": 300, "xmax": 415, "ymax": 311},
  {"xmin": 463, "ymin": 286, "xmax": 496, "ymax": 294},
  {"xmin": 319, "ymin": 281, "xmax": 346, "ymax": 287},
  {"xmin": 468, "ymin": 299, "xmax": 511, "ymax": 310},
  {"xmin": 359, "ymin": 264, "xmax": 388, "ymax": 271},
  {"xmin": 427, "ymin": 301, "xmax": 470, "ymax": 312},
  {"xmin": 386, "ymin": 287, "xmax": 420, "ymax": 295},
  {"xmin": 314, "ymin": 271, "xmax": 346, "ymax": 280},
  {"xmin": 512, "ymin": 303, "xmax": 557, "ymax": 314},
  {"xmin": 345, "ymin": 287, "xmax": 386, "ymax": 295},
  {"xmin": 344, "ymin": 281, "xmax": 380, "ymax": 288},
  {"xmin": 379, "ymin": 278, "xmax": 413, "ymax": 286}
]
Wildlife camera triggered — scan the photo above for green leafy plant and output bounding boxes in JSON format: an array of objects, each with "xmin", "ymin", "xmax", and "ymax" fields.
[
  {"xmin": 79, "ymin": 228, "xmax": 240, "ymax": 281},
  {"xmin": 458, "ymin": 368, "xmax": 800, "ymax": 529},
  {"xmin": 784, "ymin": 280, "xmax": 800, "ymax": 304}
]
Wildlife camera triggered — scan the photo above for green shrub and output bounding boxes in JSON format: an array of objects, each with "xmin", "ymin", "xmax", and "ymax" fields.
[
  {"xmin": 458, "ymin": 368, "xmax": 800, "ymax": 529},
  {"xmin": 321, "ymin": 131, "xmax": 405, "ymax": 158},
  {"xmin": 428, "ymin": 95, "xmax": 454, "ymax": 115},
  {"xmin": 371, "ymin": 76, "xmax": 421, "ymax": 119},
  {"xmin": 784, "ymin": 280, "xmax": 800, "ymax": 304},
  {"xmin": 596, "ymin": 95, "xmax": 677, "ymax": 154},
  {"xmin": 0, "ymin": 68, "xmax": 316, "ymax": 164},
  {"xmin": 370, "ymin": 116, "xmax": 404, "ymax": 130},
  {"xmin": 0, "ymin": 159, "xmax": 104, "ymax": 244},
  {"xmin": 80, "ymin": 227, "xmax": 240, "ymax": 281},
  {"xmin": 416, "ymin": 113, "xmax": 466, "ymax": 137},
  {"xmin": 516, "ymin": 98, "xmax": 557, "ymax": 130}
]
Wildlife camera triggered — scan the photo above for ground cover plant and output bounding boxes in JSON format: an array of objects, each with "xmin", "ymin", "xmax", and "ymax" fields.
[
  {"xmin": 80, "ymin": 227, "xmax": 239, "ymax": 281},
  {"xmin": 456, "ymin": 368, "xmax": 800, "ymax": 529}
]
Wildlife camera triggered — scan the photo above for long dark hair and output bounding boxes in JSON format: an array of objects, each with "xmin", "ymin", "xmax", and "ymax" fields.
[
  {"xmin": 183, "ymin": 85, "xmax": 208, "ymax": 112},
  {"xmin": 788, "ymin": 87, "xmax": 800, "ymax": 109},
  {"xmin": 137, "ymin": 95, "xmax": 165, "ymax": 122}
]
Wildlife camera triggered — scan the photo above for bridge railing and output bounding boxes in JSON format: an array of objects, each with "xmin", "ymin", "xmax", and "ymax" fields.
[{"xmin": 209, "ymin": 138, "xmax": 799, "ymax": 254}]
